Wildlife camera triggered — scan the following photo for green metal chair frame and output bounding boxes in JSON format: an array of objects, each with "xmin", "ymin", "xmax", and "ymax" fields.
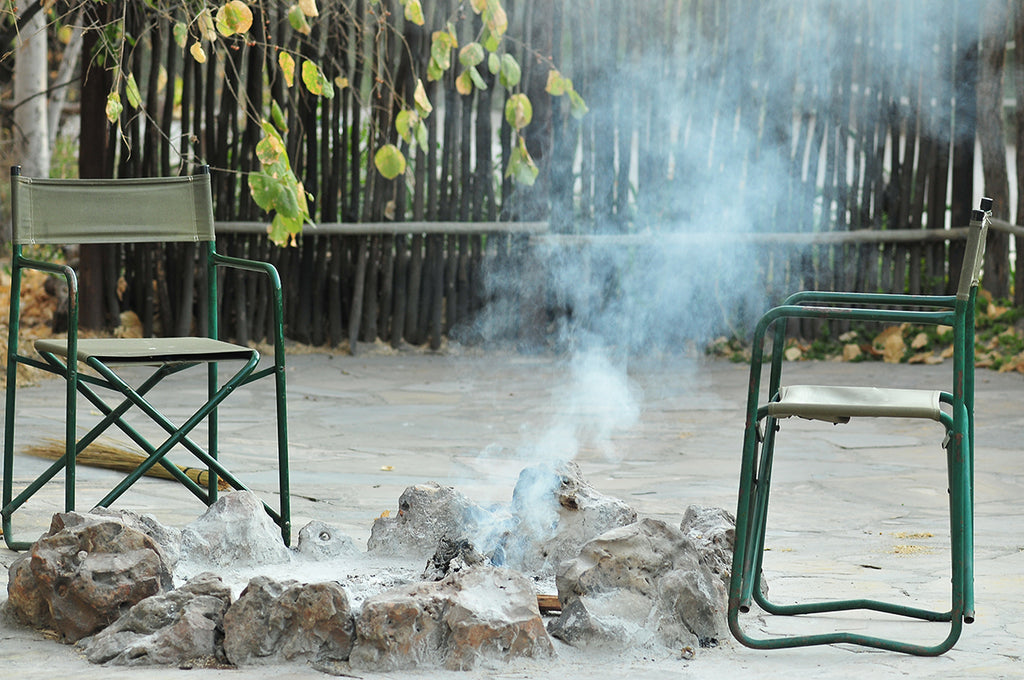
[
  {"xmin": 728, "ymin": 199, "xmax": 991, "ymax": 656},
  {"xmin": 2, "ymin": 166, "xmax": 291, "ymax": 549}
]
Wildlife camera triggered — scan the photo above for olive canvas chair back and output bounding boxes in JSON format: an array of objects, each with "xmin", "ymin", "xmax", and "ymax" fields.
[
  {"xmin": 728, "ymin": 199, "xmax": 991, "ymax": 656},
  {"xmin": 2, "ymin": 167, "xmax": 291, "ymax": 549}
]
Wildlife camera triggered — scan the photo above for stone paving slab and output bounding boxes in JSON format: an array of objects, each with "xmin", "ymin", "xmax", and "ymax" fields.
[{"xmin": 1, "ymin": 350, "xmax": 1022, "ymax": 679}]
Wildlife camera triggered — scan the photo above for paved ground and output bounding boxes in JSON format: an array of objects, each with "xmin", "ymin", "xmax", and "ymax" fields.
[{"xmin": 1, "ymin": 347, "xmax": 1022, "ymax": 679}]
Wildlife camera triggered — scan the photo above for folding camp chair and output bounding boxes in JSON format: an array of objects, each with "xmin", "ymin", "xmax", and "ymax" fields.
[
  {"xmin": 2, "ymin": 166, "xmax": 291, "ymax": 549},
  {"xmin": 728, "ymin": 199, "xmax": 991, "ymax": 655}
]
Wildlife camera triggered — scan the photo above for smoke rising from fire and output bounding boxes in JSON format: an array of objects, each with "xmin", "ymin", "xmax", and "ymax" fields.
[{"xmin": 457, "ymin": 0, "xmax": 993, "ymax": 555}]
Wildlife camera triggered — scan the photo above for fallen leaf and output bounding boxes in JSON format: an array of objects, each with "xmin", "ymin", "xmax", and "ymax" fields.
[{"xmin": 883, "ymin": 332, "xmax": 906, "ymax": 363}]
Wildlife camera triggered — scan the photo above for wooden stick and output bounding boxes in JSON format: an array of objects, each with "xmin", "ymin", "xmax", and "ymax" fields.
[{"xmin": 537, "ymin": 594, "xmax": 562, "ymax": 614}]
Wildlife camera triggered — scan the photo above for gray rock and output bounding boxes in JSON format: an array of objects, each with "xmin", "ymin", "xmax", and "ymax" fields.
[
  {"xmin": 350, "ymin": 565, "xmax": 553, "ymax": 671},
  {"xmin": 295, "ymin": 520, "xmax": 360, "ymax": 560},
  {"xmin": 222, "ymin": 576, "xmax": 355, "ymax": 665},
  {"xmin": 179, "ymin": 492, "xmax": 291, "ymax": 572},
  {"xmin": 367, "ymin": 482, "xmax": 490, "ymax": 560},
  {"xmin": 78, "ymin": 572, "xmax": 232, "ymax": 666},
  {"xmin": 500, "ymin": 462, "xmax": 638, "ymax": 572},
  {"xmin": 551, "ymin": 517, "xmax": 727, "ymax": 650},
  {"xmin": 679, "ymin": 504, "xmax": 736, "ymax": 587},
  {"xmin": 6, "ymin": 511, "xmax": 174, "ymax": 642}
]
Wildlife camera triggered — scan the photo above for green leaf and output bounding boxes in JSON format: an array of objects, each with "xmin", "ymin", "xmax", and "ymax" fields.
[
  {"xmin": 301, "ymin": 60, "xmax": 335, "ymax": 98},
  {"xmin": 482, "ymin": 27, "xmax": 499, "ymax": 52},
  {"xmin": 459, "ymin": 42, "xmax": 485, "ymax": 68},
  {"xmin": 105, "ymin": 91, "xmax": 122, "ymax": 123},
  {"xmin": 268, "ymin": 212, "xmax": 302, "ymax": 247},
  {"xmin": 488, "ymin": 52, "xmax": 500, "ymax": 75},
  {"xmin": 414, "ymin": 120, "xmax": 428, "ymax": 150},
  {"xmin": 404, "ymin": 0, "xmax": 425, "ymax": 25},
  {"xmin": 289, "ymin": 4, "xmax": 312, "ymax": 35},
  {"xmin": 374, "ymin": 144, "xmax": 407, "ymax": 179},
  {"xmin": 271, "ymin": 99, "xmax": 287, "ymax": 132},
  {"xmin": 506, "ymin": 136, "xmax": 538, "ymax": 186},
  {"xmin": 125, "ymin": 73, "xmax": 141, "ymax": 108},
  {"xmin": 396, "ymin": 109, "xmax": 415, "ymax": 144},
  {"xmin": 249, "ymin": 119, "xmax": 312, "ymax": 246},
  {"xmin": 504, "ymin": 93, "xmax": 532, "ymax": 130},
  {"xmin": 499, "ymin": 53, "xmax": 520, "ymax": 89},
  {"xmin": 569, "ymin": 89, "xmax": 589, "ymax": 119},
  {"xmin": 173, "ymin": 22, "xmax": 188, "ymax": 48},
  {"xmin": 469, "ymin": 66, "xmax": 488, "ymax": 91},
  {"xmin": 545, "ymin": 69, "xmax": 570, "ymax": 96},
  {"xmin": 255, "ymin": 127, "xmax": 286, "ymax": 165},
  {"xmin": 430, "ymin": 31, "xmax": 455, "ymax": 72},
  {"xmin": 427, "ymin": 59, "xmax": 445, "ymax": 82}
]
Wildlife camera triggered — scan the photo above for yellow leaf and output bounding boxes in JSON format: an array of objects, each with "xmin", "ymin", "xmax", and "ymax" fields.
[
  {"xmin": 405, "ymin": 0, "xmax": 425, "ymax": 25},
  {"xmin": 196, "ymin": 8, "xmax": 217, "ymax": 42},
  {"xmin": 335, "ymin": 75, "xmax": 349, "ymax": 89},
  {"xmin": 298, "ymin": 0, "xmax": 319, "ymax": 17},
  {"xmin": 456, "ymin": 70, "xmax": 473, "ymax": 95},
  {"xmin": 190, "ymin": 42, "xmax": 207, "ymax": 64},
  {"xmin": 216, "ymin": 0, "xmax": 253, "ymax": 37},
  {"xmin": 413, "ymin": 78, "xmax": 432, "ymax": 115},
  {"xmin": 278, "ymin": 51, "xmax": 296, "ymax": 87}
]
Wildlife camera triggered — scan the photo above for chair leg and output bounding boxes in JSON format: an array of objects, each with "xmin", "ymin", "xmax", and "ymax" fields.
[
  {"xmin": 729, "ymin": 416, "xmax": 969, "ymax": 656},
  {"xmin": 273, "ymin": 354, "xmax": 291, "ymax": 546}
]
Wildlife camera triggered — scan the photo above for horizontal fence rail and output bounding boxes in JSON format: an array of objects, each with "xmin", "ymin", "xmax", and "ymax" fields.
[{"xmin": 199, "ymin": 219, "xmax": 1021, "ymax": 351}]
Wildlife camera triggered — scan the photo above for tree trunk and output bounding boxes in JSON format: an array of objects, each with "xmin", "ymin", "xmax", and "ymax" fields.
[
  {"xmin": 78, "ymin": 7, "xmax": 115, "ymax": 330},
  {"xmin": 13, "ymin": 5, "xmax": 50, "ymax": 179},
  {"xmin": 977, "ymin": 0, "xmax": 1010, "ymax": 298}
]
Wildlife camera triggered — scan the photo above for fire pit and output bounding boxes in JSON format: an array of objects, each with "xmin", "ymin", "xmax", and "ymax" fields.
[{"xmin": 6, "ymin": 466, "xmax": 735, "ymax": 671}]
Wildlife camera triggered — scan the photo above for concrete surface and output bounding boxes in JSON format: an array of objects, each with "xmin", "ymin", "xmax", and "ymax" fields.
[{"xmin": 1, "ymin": 348, "xmax": 1022, "ymax": 679}]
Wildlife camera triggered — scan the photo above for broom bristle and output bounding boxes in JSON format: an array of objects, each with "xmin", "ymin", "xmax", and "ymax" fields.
[{"xmin": 22, "ymin": 437, "xmax": 231, "ymax": 491}]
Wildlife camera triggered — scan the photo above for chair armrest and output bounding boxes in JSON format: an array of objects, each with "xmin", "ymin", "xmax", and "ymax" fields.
[
  {"xmin": 210, "ymin": 252, "xmax": 282, "ymax": 289},
  {"xmin": 782, "ymin": 290, "xmax": 957, "ymax": 309},
  {"xmin": 752, "ymin": 303, "xmax": 960, "ymax": 409},
  {"xmin": 12, "ymin": 255, "xmax": 80, "ymax": 329},
  {"xmin": 209, "ymin": 251, "xmax": 286, "ymax": 364}
]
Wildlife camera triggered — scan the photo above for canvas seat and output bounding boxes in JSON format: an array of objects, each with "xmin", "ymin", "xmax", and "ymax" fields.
[
  {"xmin": 728, "ymin": 199, "xmax": 990, "ymax": 656},
  {"xmin": 2, "ymin": 167, "xmax": 291, "ymax": 549}
]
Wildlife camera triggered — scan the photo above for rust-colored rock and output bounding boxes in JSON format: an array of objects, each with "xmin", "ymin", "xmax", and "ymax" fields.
[
  {"xmin": 222, "ymin": 576, "xmax": 355, "ymax": 666},
  {"xmin": 6, "ymin": 511, "xmax": 173, "ymax": 642},
  {"xmin": 350, "ymin": 565, "xmax": 553, "ymax": 671}
]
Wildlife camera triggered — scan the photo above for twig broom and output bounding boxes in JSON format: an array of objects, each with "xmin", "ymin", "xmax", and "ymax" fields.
[{"xmin": 22, "ymin": 437, "xmax": 230, "ymax": 491}]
